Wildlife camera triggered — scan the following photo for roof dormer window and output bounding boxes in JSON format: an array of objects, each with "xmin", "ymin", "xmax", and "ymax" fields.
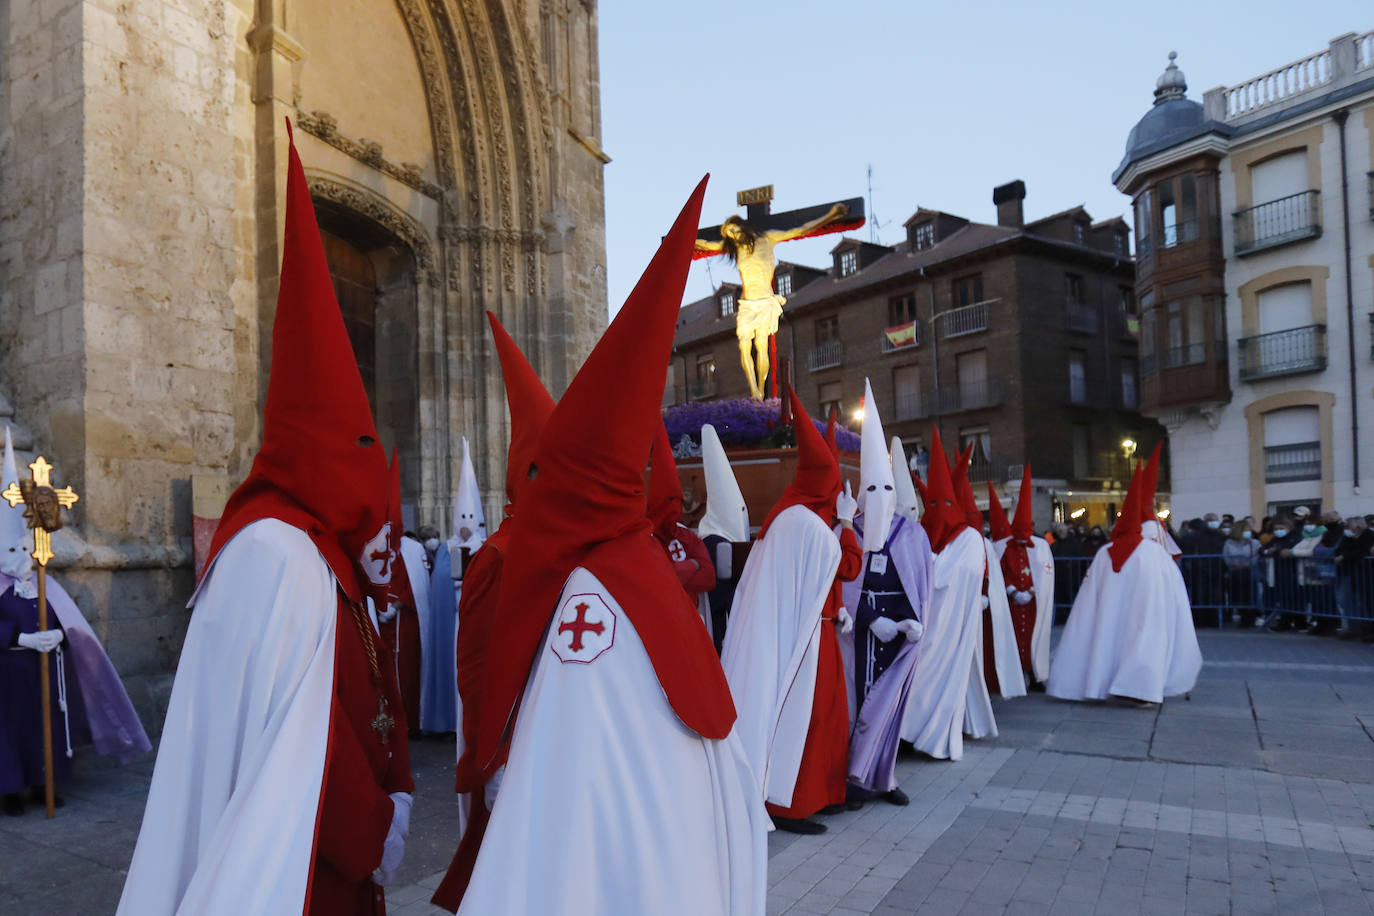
[
  {"xmin": 913, "ymin": 223, "xmax": 935, "ymax": 250},
  {"xmin": 1074, "ymin": 222, "xmax": 1086, "ymax": 245},
  {"xmin": 1114, "ymin": 231, "xmax": 1128, "ymax": 256},
  {"xmin": 719, "ymin": 290, "xmax": 735, "ymax": 317},
  {"xmin": 839, "ymin": 250, "xmax": 858, "ymax": 277},
  {"xmin": 776, "ymin": 272, "xmax": 792, "ymax": 296}
]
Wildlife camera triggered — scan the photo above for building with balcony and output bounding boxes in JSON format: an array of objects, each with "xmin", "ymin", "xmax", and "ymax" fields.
[
  {"xmin": 668, "ymin": 181, "xmax": 1162, "ymax": 526},
  {"xmin": 1113, "ymin": 35, "xmax": 1374, "ymax": 521}
]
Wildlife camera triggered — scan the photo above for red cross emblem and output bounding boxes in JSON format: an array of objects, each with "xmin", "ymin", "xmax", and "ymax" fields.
[{"xmin": 552, "ymin": 593, "xmax": 615, "ymax": 664}]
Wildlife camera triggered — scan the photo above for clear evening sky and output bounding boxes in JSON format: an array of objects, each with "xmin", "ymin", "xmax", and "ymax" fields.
[{"xmin": 599, "ymin": 1, "xmax": 1370, "ymax": 314}]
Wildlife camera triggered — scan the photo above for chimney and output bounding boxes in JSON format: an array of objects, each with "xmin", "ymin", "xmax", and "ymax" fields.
[{"xmin": 993, "ymin": 180, "xmax": 1025, "ymax": 228}]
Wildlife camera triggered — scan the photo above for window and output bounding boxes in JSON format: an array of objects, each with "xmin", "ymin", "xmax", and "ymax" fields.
[
  {"xmin": 1072, "ymin": 425, "xmax": 1090, "ymax": 478},
  {"xmin": 1178, "ymin": 175, "xmax": 1198, "ymax": 243},
  {"xmin": 1256, "ymin": 281, "xmax": 1313, "ymax": 335},
  {"xmin": 959, "ymin": 427, "xmax": 992, "ymax": 483},
  {"xmin": 1119, "ymin": 286, "xmax": 1136, "ymax": 317},
  {"xmin": 719, "ymin": 290, "xmax": 735, "ymax": 317},
  {"xmin": 1263, "ymin": 406, "xmax": 1320, "ymax": 483},
  {"xmin": 1119, "ymin": 287, "xmax": 1138, "ymax": 338},
  {"xmin": 889, "ymin": 294, "xmax": 917, "ymax": 325},
  {"xmin": 815, "ymin": 315, "xmax": 840, "ymax": 343},
  {"xmin": 893, "ymin": 364, "xmax": 920, "ymax": 419},
  {"xmin": 818, "ymin": 381, "xmax": 843, "ymax": 421},
  {"xmin": 1074, "ymin": 222, "xmax": 1086, "ymax": 245},
  {"xmin": 1121, "ymin": 358, "xmax": 1138, "ymax": 408},
  {"xmin": 912, "ymin": 222, "xmax": 935, "ymax": 250},
  {"xmin": 696, "ymin": 356, "xmax": 715, "ymax": 382},
  {"xmin": 1140, "ymin": 311, "xmax": 1156, "ymax": 360},
  {"xmin": 776, "ymin": 272, "xmax": 792, "ymax": 296},
  {"xmin": 1065, "ymin": 274, "xmax": 1084, "ymax": 305},
  {"xmin": 1114, "ymin": 231, "xmax": 1128, "ymax": 256},
  {"xmin": 1068, "ymin": 350, "xmax": 1087, "ymax": 404},
  {"xmin": 1251, "ymin": 150, "xmax": 1308, "ymax": 206},
  {"xmin": 1159, "ymin": 180, "xmax": 1176, "ymax": 246},
  {"xmin": 953, "ymin": 274, "xmax": 984, "ymax": 307},
  {"xmin": 1134, "ymin": 189, "xmax": 1153, "ymax": 253},
  {"xmin": 839, "ymin": 250, "xmax": 858, "ymax": 277}
]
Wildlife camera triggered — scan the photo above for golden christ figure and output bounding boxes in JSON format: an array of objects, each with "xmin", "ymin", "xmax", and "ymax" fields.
[{"xmin": 695, "ymin": 190, "xmax": 859, "ymax": 400}]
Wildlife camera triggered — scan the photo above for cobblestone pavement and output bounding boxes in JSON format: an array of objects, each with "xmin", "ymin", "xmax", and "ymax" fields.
[{"xmin": 4, "ymin": 629, "xmax": 1373, "ymax": 914}]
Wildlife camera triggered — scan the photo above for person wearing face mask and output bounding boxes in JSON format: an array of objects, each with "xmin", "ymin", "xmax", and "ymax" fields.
[
  {"xmin": 1302, "ymin": 512, "xmax": 1344, "ymax": 635},
  {"xmin": 1335, "ymin": 516, "xmax": 1374, "ymax": 639},
  {"xmin": 120, "ymin": 129, "xmax": 413, "ymax": 915},
  {"xmin": 0, "ymin": 428, "xmax": 150, "ymax": 817},
  {"xmin": 838, "ymin": 381, "xmax": 932, "ymax": 807},
  {"xmin": 1261, "ymin": 515, "xmax": 1301, "ymax": 630},
  {"xmin": 695, "ymin": 423, "xmax": 752, "ymax": 654},
  {"xmin": 1223, "ymin": 521, "xmax": 1261, "ymax": 627}
]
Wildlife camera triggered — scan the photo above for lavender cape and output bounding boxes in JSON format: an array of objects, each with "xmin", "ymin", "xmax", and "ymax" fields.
[
  {"xmin": 839, "ymin": 515, "xmax": 933, "ymax": 791},
  {"xmin": 0, "ymin": 571, "xmax": 150, "ymax": 763}
]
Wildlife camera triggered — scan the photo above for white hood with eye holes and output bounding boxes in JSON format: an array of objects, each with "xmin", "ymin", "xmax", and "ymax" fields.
[
  {"xmin": 451, "ymin": 436, "xmax": 487, "ymax": 549},
  {"xmin": 890, "ymin": 435, "xmax": 921, "ymax": 522},
  {"xmin": 859, "ymin": 379, "xmax": 896, "ymax": 553},
  {"xmin": 0, "ymin": 427, "xmax": 34, "ymax": 591}
]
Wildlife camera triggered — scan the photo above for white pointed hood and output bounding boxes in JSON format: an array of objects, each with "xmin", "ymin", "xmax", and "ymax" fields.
[
  {"xmin": 890, "ymin": 435, "xmax": 921, "ymax": 522},
  {"xmin": 451, "ymin": 436, "xmax": 487, "ymax": 550},
  {"xmin": 0, "ymin": 428, "xmax": 33, "ymax": 586},
  {"xmin": 858, "ymin": 379, "xmax": 896, "ymax": 552},
  {"xmin": 696, "ymin": 423, "xmax": 750, "ymax": 543}
]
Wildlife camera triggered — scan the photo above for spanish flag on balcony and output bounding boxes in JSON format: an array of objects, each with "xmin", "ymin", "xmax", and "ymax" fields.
[{"xmin": 884, "ymin": 321, "xmax": 917, "ymax": 349}]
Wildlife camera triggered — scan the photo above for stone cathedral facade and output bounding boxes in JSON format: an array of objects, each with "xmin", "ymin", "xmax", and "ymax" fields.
[{"xmin": 0, "ymin": 0, "xmax": 609, "ymax": 721}]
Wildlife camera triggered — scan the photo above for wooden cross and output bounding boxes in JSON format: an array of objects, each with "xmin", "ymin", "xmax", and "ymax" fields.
[{"xmin": 2, "ymin": 455, "xmax": 79, "ymax": 819}]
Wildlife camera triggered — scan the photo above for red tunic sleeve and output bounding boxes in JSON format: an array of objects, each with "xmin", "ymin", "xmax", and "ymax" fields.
[
  {"xmin": 836, "ymin": 527, "xmax": 863, "ymax": 582},
  {"xmin": 672, "ymin": 527, "xmax": 717, "ymax": 595}
]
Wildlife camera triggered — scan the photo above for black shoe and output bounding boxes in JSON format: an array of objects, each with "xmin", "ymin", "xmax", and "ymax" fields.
[
  {"xmin": 819, "ymin": 803, "xmax": 847, "ymax": 816},
  {"xmin": 2, "ymin": 794, "xmax": 23, "ymax": 817},
  {"xmin": 773, "ymin": 816, "xmax": 827, "ymax": 835},
  {"xmin": 1029, "ymin": 679, "xmax": 1047, "ymax": 693},
  {"xmin": 883, "ymin": 788, "xmax": 910, "ymax": 807}
]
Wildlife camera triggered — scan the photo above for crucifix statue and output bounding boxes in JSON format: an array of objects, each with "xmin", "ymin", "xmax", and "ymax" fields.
[
  {"xmin": 2, "ymin": 456, "xmax": 79, "ymax": 819},
  {"xmin": 694, "ymin": 187, "xmax": 864, "ymax": 400}
]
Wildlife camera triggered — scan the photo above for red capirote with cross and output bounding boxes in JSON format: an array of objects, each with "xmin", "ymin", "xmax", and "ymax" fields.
[{"xmin": 551, "ymin": 593, "xmax": 616, "ymax": 664}]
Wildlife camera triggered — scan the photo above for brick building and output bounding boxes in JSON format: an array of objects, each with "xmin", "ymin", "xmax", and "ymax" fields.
[{"xmin": 669, "ymin": 181, "xmax": 1165, "ymax": 525}]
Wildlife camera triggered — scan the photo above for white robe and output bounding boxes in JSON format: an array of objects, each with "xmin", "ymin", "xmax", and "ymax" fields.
[
  {"xmin": 118, "ymin": 519, "xmax": 336, "ymax": 915},
  {"xmin": 458, "ymin": 568, "xmax": 768, "ymax": 915},
  {"xmin": 992, "ymin": 535, "xmax": 1055, "ymax": 684},
  {"xmin": 400, "ymin": 535, "xmax": 430, "ymax": 667},
  {"xmin": 720, "ymin": 505, "xmax": 840, "ymax": 807},
  {"xmin": 899, "ymin": 527, "xmax": 992, "ymax": 760},
  {"xmin": 982, "ymin": 537, "xmax": 1026, "ymax": 700},
  {"xmin": 1047, "ymin": 539, "xmax": 1202, "ymax": 704}
]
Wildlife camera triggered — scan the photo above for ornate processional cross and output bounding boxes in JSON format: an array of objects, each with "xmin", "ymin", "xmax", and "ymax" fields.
[{"xmin": 2, "ymin": 455, "xmax": 79, "ymax": 819}]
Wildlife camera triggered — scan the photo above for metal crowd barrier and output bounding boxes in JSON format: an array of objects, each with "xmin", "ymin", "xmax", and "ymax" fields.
[{"xmin": 1051, "ymin": 553, "xmax": 1374, "ymax": 630}]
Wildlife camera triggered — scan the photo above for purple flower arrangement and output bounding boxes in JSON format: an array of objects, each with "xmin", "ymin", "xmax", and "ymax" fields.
[{"xmin": 662, "ymin": 398, "xmax": 860, "ymax": 453}]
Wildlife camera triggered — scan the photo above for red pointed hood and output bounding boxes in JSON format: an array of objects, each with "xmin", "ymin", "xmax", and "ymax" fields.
[
  {"xmin": 485, "ymin": 311, "xmax": 556, "ymax": 552},
  {"xmin": 760, "ymin": 385, "xmax": 842, "ymax": 537},
  {"xmin": 474, "ymin": 177, "xmax": 732, "ymax": 781},
  {"xmin": 953, "ymin": 445, "xmax": 984, "ymax": 533},
  {"xmin": 921, "ymin": 425, "xmax": 967, "ymax": 553},
  {"xmin": 647, "ymin": 420, "xmax": 684, "ymax": 541},
  {"xmin": 823, "ymin": 409, "xmax": 839, "ymax": 459},
  {"xmin": 1011, "ymin": 463, "xmax": 1035, "ymax": 542},
  {"xmin": 1140, "ymin": 442, "xmax": 1162, "ymax": 522},
  {"xmin": 384, "ymin": 451, "xmax": 414, "ymax": 610},
  {"xmin": 987, "ymin": 483, "xmax": 1011, "ymax": 542},
  {"xmin": 205, "ymin": 121, "xmax": 391, "ymax": 604},
  {"xmin": 1108, "ymin": 464, "xmax": 1145, "ymax": 572}
]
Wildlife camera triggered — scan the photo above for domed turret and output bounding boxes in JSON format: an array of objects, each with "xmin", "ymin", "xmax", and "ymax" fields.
[{"xmin": 1114, "ymin": 52, "xmax": 1220, "ymax": 183}]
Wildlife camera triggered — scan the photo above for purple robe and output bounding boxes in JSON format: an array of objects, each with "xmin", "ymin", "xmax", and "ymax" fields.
[
  {"xmin": 0, "ymin": 585, "xmax": 74, "ymax": 793},
  {"xmin": 840, "ymin": 515, "xmax": 933, "ymax": 792}
]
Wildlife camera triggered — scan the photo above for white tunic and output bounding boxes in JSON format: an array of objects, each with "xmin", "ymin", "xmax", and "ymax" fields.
[
  {"xmin": 899, "ymin": 527, "xmax": 992, "ymax": 760},
  {"xmin": 992, "ymin": 535, "xmax": 1056, "ymax": 684},
  {"xmin": 118, "ymin": 519, "xmax": 337, "ymax": 915},
  {"xmin": 1048, "ymin": 539, "xmax": 1202, "ymax": 703},
  {"xmin": 459, "ymin": 567, "xmax": 768, "ymax": 915},
  {"xmin": 982, "ymin": 537, "xmax": 1027, "ymax": 700}
]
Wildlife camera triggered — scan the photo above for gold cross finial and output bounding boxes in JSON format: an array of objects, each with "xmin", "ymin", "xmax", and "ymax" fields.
[{"xmin": 2, "ymin": 455, "xmax": 79, "ymax": 567}]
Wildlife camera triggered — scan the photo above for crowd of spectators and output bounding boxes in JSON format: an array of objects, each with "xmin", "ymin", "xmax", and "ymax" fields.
[{"xmin": 1046, "ymin": 507, "xmax": 1374, "ymax": 640}]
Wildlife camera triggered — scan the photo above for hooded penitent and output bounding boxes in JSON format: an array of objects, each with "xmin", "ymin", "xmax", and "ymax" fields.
[
  {"xmin": 469, "ymin": 176, "xmax": 733, "ymax": 781},
  {"xmin": 384, "ymin": 451, "xmax": 412, "ymax": 613},
  {"xmin": 920, "ymin": 426, "xmax": 967, "ymax": 553},
  {"xmin": 1140, "ymin": 442, "xmax": 1161, "ymax": 523},
  {"xmin": 0, "ymin": 428, "xmax": 34, "ymax": 590},
  {"xmin": 987, "ymin": 483, "xmax": 1011, "ymax": 543},
  {"xmin": 890, "ymin": 436, "xmax": 920, "ymax": 522},
  {"xmin": 204, "ymin": 122, "xmax": 392, "ymax": 606},
  {"xmin": 648, "ymin": 421, "xmax": 684, "ymax": 542},
  {"xmin": 953, "ymin": 445, "xmax": 984, "ymax": 534},
  {"xmin": 1011, "ymin": 464, "xmax": 1035, "ymax": 543},
  {"xmin": 696, "ymin": 423, "xmax": 749, "ymax": 543},
  {"xmin": 760, "ymin": 386, "xmax": 842, "ymax": 537},
  {"xmin": 858, "ymin": 378, "xmax": 896, "ymax": 553},
  {"xmin": 1107, "ymin": 464, "xmax": 1144, "ymax": 572},
  {"xmin": 452, "ymin": 437, "xmax": 486, "ymax": 549}
]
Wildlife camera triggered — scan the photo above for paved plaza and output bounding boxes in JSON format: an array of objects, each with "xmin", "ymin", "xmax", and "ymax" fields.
[{"xmin": 4, "ymin": 629, "xmax": 1374, "ymax": 914}]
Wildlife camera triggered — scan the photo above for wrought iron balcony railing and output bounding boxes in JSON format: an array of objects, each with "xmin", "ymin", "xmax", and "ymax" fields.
[
  {"xmin": 808, "ymin": 339, "xmax": 843, "ymax": 371},
  {"xmin": 921, "ymin": 378, "xmax": 1005, "ymax": 416},
  {"xmin": 688, "ymin": 375, "xmax": 717, "ymax": 400},
  {"xmin": 1161, "ymin": 342, "xmax": 1208, "ymax": 369},
  {"xmin": 1237, "ymin": 324, "xmax": 1326, "ymax": 381},
  {"xmin": 1265, "ymin": 441, "xmax": 1321, "ymax": 483},
  {"xmin": 1233, "ymin": 189, "xmax": 1321, "ymax": 255},
  {"xmin": 936, "ymin": 300, "xmax": 994, "ymax": 339}
]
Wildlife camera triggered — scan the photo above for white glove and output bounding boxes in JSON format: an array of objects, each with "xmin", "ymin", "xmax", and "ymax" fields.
[
  {"xmin": 377, "ymin": 604, "xmax": 399, "ymax": 623},
  {"xmin": 372, "ymin": 791, "xmax": 412, "ymax": 887},
  {"xmin": 1006, "ymin": 584, "xmax": 1018, "ymax": 596},
  {"xmin": 980, "ymin": 594, "xmax": 990, "ymax": 610},
  {"xmin": 835, "ymin": 481, "xmax": 858, "ymax": 523},
  {"xmin": 897, "ymin": 619, "xmax": 924, "ymax": 642},
  {"xmin": 836, "ymin": 607, "xmax": 854, "ymax": 635},
  {"xmin": 869, "ymin": 616, "xmax": 899, "ymax": 643},
  {"xmin": 1013, "ymin": 590, "xmax": 1034, "ymax": 606},
  {"xmin": 17, "ymin": 630, "xmax": 62, "ymax": 653}
]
